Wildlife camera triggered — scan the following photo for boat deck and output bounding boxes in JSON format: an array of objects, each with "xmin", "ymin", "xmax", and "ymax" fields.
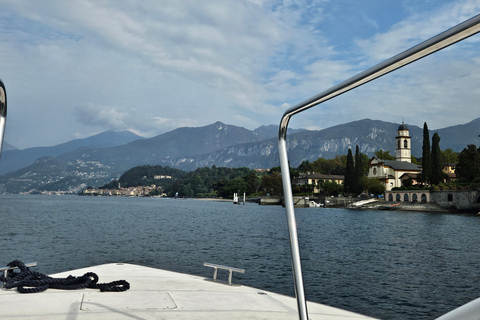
[{"xmin": 1, "ymin": 263, "xmax": 378, "ymax": 319}]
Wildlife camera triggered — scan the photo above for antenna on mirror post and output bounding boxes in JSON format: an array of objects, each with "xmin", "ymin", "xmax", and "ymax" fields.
[{"xmin": 0, "ymin": 79, "xmax": 7, "ymax": 160}]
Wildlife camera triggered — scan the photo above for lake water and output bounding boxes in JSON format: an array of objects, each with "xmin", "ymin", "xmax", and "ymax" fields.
[{"xmin": 1, "ymin": 194, "xmax": 479, "ymax": 320}]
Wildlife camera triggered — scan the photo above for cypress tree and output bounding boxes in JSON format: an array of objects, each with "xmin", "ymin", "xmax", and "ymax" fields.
[
  {"xmin": 421, "ymin": 122, "xmax": 431, "ymax": 184},
  {"xmin": 344, "ymin": 148, "xmax": 355, "ymax": 195},
  {"xmin": 354, "ymin": 145, "xmax": 364, "ymax": 194},
  {"xmin": 430, "ymin": 132, "xmax": 443, "ymax": 185}
]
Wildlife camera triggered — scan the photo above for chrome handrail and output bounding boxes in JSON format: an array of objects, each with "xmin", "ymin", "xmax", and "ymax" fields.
[
  {"xmin": 0, "ymin": 79, "xmax": 6, "ymax": 160},
  {"xmin": 278, "ymin": 14, "xmax": 480, "ymax": 320},
  {"xmin": 203, "ymin": 262, "xmax": 245, "ymax": 285}
]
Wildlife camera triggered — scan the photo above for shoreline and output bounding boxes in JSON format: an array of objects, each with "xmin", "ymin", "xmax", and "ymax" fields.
[
  {"xmin": 360, "ymin": 200, "xmax": 460, "ymax": 213},
  {"xmin": 189, "ymin": 197, "xmax": 473, "ymax": 214},
  {"xmin": 390, "ymin": 202, "xmax": 452, "ymax": 213}
]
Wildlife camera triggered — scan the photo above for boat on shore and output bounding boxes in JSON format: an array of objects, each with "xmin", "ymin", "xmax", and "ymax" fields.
[
  {"xmin": 348, "ymin": 198, "xmax": 378, "ymax": 208},
  {"xmin": 3, "ymin": 12, "xmax": 480, "ymax": 320},
  {"xmin": 309, "ymin": 200, "xmax": 324, "ymax": 207},
  {"xmin": 378, "ymin": 203, "xmax": 402, "ymax": 210}
]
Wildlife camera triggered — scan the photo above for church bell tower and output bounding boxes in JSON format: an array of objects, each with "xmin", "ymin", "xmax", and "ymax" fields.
[{"xmin": 396, "ymin": 122, "xmax": 411, "ymax": 163}]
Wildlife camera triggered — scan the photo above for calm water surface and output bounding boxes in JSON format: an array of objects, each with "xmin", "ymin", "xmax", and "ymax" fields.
[{"xmin": 1, "ymin": 194, "xmax": 479, "ymax": 320}]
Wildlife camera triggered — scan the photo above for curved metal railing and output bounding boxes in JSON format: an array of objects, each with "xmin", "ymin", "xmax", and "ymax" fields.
[
  {"xmin": 0, "ymin": 79, "xmax": 7, "ymax": 160},
  {"xmin": 278, "ymin": 14, "xmax": 480, "ymax": 320}
]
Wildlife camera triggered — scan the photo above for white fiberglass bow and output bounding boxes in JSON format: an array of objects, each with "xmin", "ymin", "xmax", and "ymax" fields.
[{"xmin": 278, "ymin": 14, "xmax": 480, "ymax": 320}]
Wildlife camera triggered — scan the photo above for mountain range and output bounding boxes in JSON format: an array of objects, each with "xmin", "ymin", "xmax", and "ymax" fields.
[
  {"xmin": 0, "ymin": 118, "xmax": 478, "ymax": 194},
  {"xmin": 0, "ymin": 130, "xmax": 143, "ymax": 175}
]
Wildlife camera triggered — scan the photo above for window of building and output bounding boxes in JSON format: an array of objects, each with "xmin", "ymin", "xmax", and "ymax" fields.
[
  {"xmin": 404, "ymin": 139, "xmax": 408, "ymax": 148},
  {"xmin": 396, "ymin": 194, "xmax": 401, "ymax": 201},
  {"xmin": 448, "ymin": 194, "xmax": 453, "ymax": 202},
  {"xmin": 404, "ymin": 194, "xmax": 409, "ymax": 202},
  {"xmin": 388, "ymin": 194, "xmax": 393, "ymax": 201}
]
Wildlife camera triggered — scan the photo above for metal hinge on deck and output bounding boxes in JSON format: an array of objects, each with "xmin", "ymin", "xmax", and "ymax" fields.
[{"xmin": 204, "ymin": 262, "xmax": 245, "ymax": 286}]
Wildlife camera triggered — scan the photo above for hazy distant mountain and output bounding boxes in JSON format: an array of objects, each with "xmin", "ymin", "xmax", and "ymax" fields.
[
  {"xmin": 159, "ymin": 119, "xmax": 417, "ymax": 170},
  {"xmin": 2, "ymin": 141, "xmax": 17, "ymax": 151},
  {"xmin": 0, "ymin": 156, "xmax": 113, "ymax": 194},
  {"xmin": 156, "ymin": 118, "xmax": 478, "ymax": 171},
  {"xmin": 435, "ymin": 117, "xmax": 480, "ymax": 150},
  {"xmin": 0, "ymin": 118, "xmax": 478, "ymax": 194},
  {"xmin": 0, "ymin": 130, "xmax": 144, "ymax": 175},
  {"xmin": 253, "ymin": 124, "xmax": 304, "ymax": 140},
  {"xmin": 56, "ymin": 122, "xmax": 263, "ymax": 171}
]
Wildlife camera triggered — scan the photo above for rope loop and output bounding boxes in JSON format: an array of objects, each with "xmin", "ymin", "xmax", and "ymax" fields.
[{"xmin": 2, "ymin": 260, "xmax": 130, "ymax": 294}]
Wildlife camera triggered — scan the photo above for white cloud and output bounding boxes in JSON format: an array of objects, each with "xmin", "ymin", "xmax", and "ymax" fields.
[
  {"xmin": 355, "ymin": 0, "xmax": 480, "ymax": 63},
  {"xmin": 1, "ymin": 0, "xmax": 480, "ymax": 148},
  {"xmin": 74, "ymin": 104, "xmax": 129, "ymax": 130}
]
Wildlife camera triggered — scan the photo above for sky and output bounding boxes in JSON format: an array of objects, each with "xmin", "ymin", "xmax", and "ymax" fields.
[{"xmin": 1, "ymin": 0, "xmax": 480, "ymax": 149}]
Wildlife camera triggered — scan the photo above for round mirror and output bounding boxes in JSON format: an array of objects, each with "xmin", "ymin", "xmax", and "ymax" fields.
[
  {"xmin": 0, "ymin": 79, "xmax": 7, "ymax": 157},
  {"xmin": 0, "ymin": 80, "xmax": 5, "ymax": 117}
]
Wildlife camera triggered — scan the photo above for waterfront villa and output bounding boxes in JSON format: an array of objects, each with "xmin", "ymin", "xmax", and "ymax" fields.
[{"xmin": 293, "ymin": 173, "xmax": 344, "ymax": 193}]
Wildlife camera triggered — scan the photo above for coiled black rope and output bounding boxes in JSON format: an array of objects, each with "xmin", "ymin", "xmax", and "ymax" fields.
[{"xmin": 1, "ymin": 260, "xmax": 130, "ymax": 294}]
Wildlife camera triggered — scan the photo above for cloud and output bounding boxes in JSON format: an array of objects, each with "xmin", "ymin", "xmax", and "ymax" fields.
[
  {"xmin": 355, "ymin": 0, "xmax": 480, "ymax": 63},
  {"xmin": 2, "ymin": 0, "xmax": 480, "ymax": 148},
  {"xmin": 74, "ymin": 104, "xmax": 129, "ymax": 130}
]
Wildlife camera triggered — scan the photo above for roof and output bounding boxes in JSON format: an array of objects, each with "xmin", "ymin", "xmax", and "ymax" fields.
[
  {"xmin": 398, "ymin": 123, "xmax": 408, "ymax": 131},
  {"xmin": 298, "ymin": 173, "xmax": 345, "ymax": 180},
  {"xmin": 382, "ymin": 159, "xmax": 421, "ymax": 171},
  {"xmin": 399, "ymin": 173, "xmax": 420, "ymax": 180}
]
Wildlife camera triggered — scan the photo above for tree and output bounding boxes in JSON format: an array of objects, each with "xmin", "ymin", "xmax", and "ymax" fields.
[
  {"xmin": 354, "ymin": 145, "xmax": 365, "ymax": 195},
  {"xmin": 344, "ymin": 148, "xmax": 355, "ymax": 195},
  {"xmin": 297, "ymin": 160, "xmax": 314, "ymax": 173},
  {"xmin": 321, "ymin": 180, "xmax": 343, "ymax": 196},
  {"xmin": 292, "ymin": 182, "xmax": 315, "ymax": 194},
  {"xmin": 243, "ymin": 171, "xmax": 260, "ymax": 195},
  {"xmin": 365, "ymin": 178, "xmax": 385, "ymax": 197},
  {"xmin": 309, "ymin": 157, "xmax": 345, "ymax": 175},
  {"xmin": 220, "ymin": 178, "xmax": 249, "ymax": 198},
  {"xmin": 421, "ymin": 122, "xmax": 431, "ymax": 184},
  {"xmin": 361, "ymin": 153, "xmax": 370, "ymax": 175},
  {"xmin": 430, "ymin": 133, "xmax": 443, "ymax": 185},
  {"xmin": 260, "ymin": 171, "xmax": 283, "ymax": 196},
  {"xmin": 442, "ymin": 148, "xmax": 459, "ymax": 164},
  {"xmin": 456, "ymin": 144, "xmax": 480, "ymax": 183},
  {"xmin": 375, "ymin": 149, "xmax": 395, "ymax": 160}
]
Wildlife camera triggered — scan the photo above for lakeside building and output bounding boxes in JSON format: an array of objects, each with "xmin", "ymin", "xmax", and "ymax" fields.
[
  {"xmin": 442, "ymin": 163, "xmax": 457, "ymax": 181},
  {"xmin": 367, "ymin": 123, "xmax": 422, "ymax": 191},
  {"xmin": 292, "ymin": 173, "xmax": 344, "ymax": 193}
]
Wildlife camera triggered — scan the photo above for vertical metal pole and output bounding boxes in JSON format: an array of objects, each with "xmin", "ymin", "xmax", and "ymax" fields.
[{"xmin": 278, "ymin": 134, "xmax": 309, "ymax": 320}]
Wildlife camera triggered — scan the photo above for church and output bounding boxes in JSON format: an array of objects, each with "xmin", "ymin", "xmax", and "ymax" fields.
[{"xmin": 367, "ymin": 123, "xmax": 422, "ymax": 191}]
